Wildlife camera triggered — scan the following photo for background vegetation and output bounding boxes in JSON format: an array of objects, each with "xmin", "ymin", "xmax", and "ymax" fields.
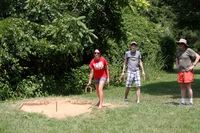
[{"xmin": 0, "ymin": 0, "xmax": 199, "ymax": 100}]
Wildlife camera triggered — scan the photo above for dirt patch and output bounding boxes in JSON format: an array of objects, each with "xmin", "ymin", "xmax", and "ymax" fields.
[{"xmin": 18, "ymin": 98, "xmax": 118, "ymax": 119}]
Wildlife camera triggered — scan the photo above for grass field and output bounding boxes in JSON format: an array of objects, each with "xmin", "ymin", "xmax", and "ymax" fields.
[{"xmin": 1, "ymin": 64, "xmax": 200, "ymax": 133}]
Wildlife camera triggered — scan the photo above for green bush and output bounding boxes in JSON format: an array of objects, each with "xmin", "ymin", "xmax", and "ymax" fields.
[
  {"xmin": 160, "ymin": 36, "xmax": 176, "ymax": 72},
  {"xmin": 143, "ymin": 52, "xmax": 165, "ymax": 81},
  {"xmin": 0, "ymin": 15, "xmax": 95, "ymax": 100},
  {"xmin": 66, "ymin": 65, "xmax": 91, "ymax": 94},
  {"xmin": 16, "ymin": 76, "xmax": 44, "ymax": 98},
  {"xmin": 0, "ymin": 81, "xmax": 14, "ymax": 100}
]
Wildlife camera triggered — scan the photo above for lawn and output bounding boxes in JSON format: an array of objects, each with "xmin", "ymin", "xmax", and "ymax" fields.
[{"xmin": 1, "ymin": 64, "xmax": 200, "ymax": 133}]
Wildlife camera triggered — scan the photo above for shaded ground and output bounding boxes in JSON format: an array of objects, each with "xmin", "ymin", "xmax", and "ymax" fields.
[{"xmin": 18, "ymin": 97, "xmax": 119, "ymax": 119}]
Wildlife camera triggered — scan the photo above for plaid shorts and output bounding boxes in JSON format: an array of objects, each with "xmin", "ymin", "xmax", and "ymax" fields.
[{"xmin": 126, "ymin": 71, "xmax": 141, "ymax": 87}]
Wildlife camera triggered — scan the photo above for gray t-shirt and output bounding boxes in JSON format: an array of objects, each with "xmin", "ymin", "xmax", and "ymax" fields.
[
  {"xmin": 125, "ymin": 50, "xmax": 141, "ymax": 72},
  {"xmin": 176, "ymin": 48, "xmax": 196, "ymax": 72}
]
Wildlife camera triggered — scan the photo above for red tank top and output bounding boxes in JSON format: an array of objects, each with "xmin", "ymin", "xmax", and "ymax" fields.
[{"xmin": 89, "ymin": 57, "xmax": 108, "ymax": 79}]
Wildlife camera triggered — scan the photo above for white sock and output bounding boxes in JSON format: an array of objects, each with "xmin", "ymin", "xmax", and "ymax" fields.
[
  {"xmin": 189, "ymin": 98, "xmax": 193, "ymax": 103},
  {"xmin": 181, "ymin": 98, "xmax": 185, "ymax": 103}
]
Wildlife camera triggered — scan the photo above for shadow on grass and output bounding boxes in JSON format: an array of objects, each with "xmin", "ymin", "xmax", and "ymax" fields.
[
  {"xmin": 159, "ymin": 67, "xmax": 200, "ymax": 74},
  {"xmin": 112, "ymin": 67, "xmax": 200, "ymax": 99},
  {"xmin": 140, "ymin": 67, "xmax": 200, "ymax": 98},
  {"xmin": 141, "ymin": 78, "xmax": 200, "ymax": 99},
  {"xmin": 194, "ymin": 69, "xmax": 200, "ymax": 75}
]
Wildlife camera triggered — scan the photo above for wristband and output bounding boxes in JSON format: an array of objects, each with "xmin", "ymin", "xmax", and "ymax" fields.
[{"xmin": 193, "ymin": 64, "xmax": 196, "ymax": 66}]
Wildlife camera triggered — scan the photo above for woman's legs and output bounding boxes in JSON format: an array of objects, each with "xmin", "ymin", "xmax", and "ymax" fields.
[
  {"xmin": 95, "ymin": 80, "xmax": 106, "ymax": 108},
  {"xmin": 180, "ymin": 83, "xmax": 186, "ymax": 97},
  {"xmin": 180, "ymin": 83, "xmax": 186, "ymax": 104},
  {"xmin": 185, "ymin": 83, "xmax": 193, "ymax": 104},
  {"xmin": 95, "ymin": 84, "xmax": 100, "ymax": 106},
  {"xmin": 180, "ymin": 83, "xmax": 193, "ymax": 104}
]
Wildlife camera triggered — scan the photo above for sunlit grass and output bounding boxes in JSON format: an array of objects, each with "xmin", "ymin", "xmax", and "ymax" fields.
[{"xmin": 1, "ymin": 63, "xmax": 200, "ymax": 133}]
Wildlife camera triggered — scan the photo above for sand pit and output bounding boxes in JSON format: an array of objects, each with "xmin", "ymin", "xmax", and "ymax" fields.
[{"xmin": 18, "ymin": 98, "xmax": 117, "ymax": 119}]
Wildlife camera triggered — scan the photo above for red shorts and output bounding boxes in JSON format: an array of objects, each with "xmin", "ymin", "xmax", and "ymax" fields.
[{"xmin": 178, "ymin": 70, "xmax": 194, "ymax": 83}]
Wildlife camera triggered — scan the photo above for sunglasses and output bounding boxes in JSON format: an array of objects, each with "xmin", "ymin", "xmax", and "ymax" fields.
[{"xmin": 94, "ymin": 52, "xmax": 100, "ymax": 55}]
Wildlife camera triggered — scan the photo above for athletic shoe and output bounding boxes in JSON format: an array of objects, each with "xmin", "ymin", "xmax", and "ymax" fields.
[
  {"xmin": 136, "ymin": 101, "xmax": 140, "ymax": 104},
  {"xmin": 188, "ymin": 102, "xmax": 194, "ymax": 106},
  {"xmin": 181, "ymin": 103, "xmax": 186, "ymax": 105},
  {"xmin": 124, "ymin": 99, "xmax": 128, "ymax": 102}
]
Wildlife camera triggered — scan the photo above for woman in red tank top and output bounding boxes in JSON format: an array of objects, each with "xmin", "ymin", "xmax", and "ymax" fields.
[{"xmin": 87, "ymin": 49, "xmax": 110, "ymax": 108}]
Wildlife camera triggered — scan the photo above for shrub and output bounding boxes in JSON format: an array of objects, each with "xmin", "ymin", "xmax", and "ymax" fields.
[
  {"xmin": 143, "ymin": 52, "xmax": 165, "ymax": 81},
  {"xmin": 66, "ymin": 65, "xmax": 91, "ymax": 94},
  {"xmin": 160, "ymin": 36, "xmax": 176, "ymax": 72},
  {"xmin": 16, "ymin": 76, "xmax": 44, "ymax": 98},
  {"xmin": 0, "ymin": 81, "xmax": 14, "ymax": 100}
]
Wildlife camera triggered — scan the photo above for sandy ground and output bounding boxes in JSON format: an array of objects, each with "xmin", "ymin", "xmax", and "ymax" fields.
[{"xmin": 18, "ymin": 97, "xmax": 117, "ymax": 119}]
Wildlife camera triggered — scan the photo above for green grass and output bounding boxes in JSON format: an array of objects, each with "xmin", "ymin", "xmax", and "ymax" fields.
[{"xmin": 1, "ymin": 64, "xmax": 200, "ymax": 133}]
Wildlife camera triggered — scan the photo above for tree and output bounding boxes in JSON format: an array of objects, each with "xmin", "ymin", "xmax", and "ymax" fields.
[
  {"xmin": 0, "ymin": 1, "xmax": 97, "ymax": 99},
  {"xmin": 160, "ymin": 36, "xmax": 176, "ymax": 71}
]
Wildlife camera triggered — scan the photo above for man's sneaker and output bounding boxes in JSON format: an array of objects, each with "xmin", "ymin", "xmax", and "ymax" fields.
[
  {"xmin": 136, "ymin": 101, "xmax": 140, "ymax": 104},
  {"xmin": 189, "ymin": 102, "xmax": 194, "ymax": 106},
  {"xmin": 181, "ymin": 103, "xmax": 186, "ymax": 105},
  {"xmin": 124, "ymin": 99, "xmax": 128, "ymax": 102}
]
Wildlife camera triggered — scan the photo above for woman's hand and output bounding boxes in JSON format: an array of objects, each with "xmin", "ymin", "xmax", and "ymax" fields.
[
  {"xmin": 187, "ymin": 65, "xmax": 195, "ymax": 71},
  {"xmin": 107, "ymin": 78, "xmax": 110, "ymax": 84},
  {"xmin": 87, "ymin": 82, "xmax": 91, "ymax": 87}
]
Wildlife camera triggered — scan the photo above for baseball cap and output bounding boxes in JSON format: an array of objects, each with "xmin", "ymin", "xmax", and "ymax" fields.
[{"xmin": 130, "ymin": 41, "xmax": 137, "ymax": 46}]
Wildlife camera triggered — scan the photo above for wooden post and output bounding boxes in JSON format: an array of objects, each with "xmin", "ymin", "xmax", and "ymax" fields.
[{"xmin": 56, "ymin": 102, "xmax": 58, "ymax": 112}]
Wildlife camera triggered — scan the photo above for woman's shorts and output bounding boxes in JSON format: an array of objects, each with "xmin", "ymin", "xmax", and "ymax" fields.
[
  {"xmin": 178, "ymin": 70, "xmax": 194, "ymax": 83},
  {"xmin": 126, "ymin": 71, "xmax": 141, "ymax": 87},
  {"xmin": 94, "ymin": 78, "xmax": 107, "ymax": 84}
]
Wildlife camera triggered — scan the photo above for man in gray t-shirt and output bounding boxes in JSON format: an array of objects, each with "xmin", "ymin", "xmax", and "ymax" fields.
[
  {"xmin": 125, "ymin": 50, "xmax": 141, "ymax": 72},
  {"xmin": 121, "ymin": 41, "xmax": 145, "ymax": 103}
]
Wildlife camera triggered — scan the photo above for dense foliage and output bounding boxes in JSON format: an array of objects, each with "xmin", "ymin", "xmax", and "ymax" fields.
[{"xmin": 0, "ymin": 0, "xmax": 199, "ymax": 100}]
